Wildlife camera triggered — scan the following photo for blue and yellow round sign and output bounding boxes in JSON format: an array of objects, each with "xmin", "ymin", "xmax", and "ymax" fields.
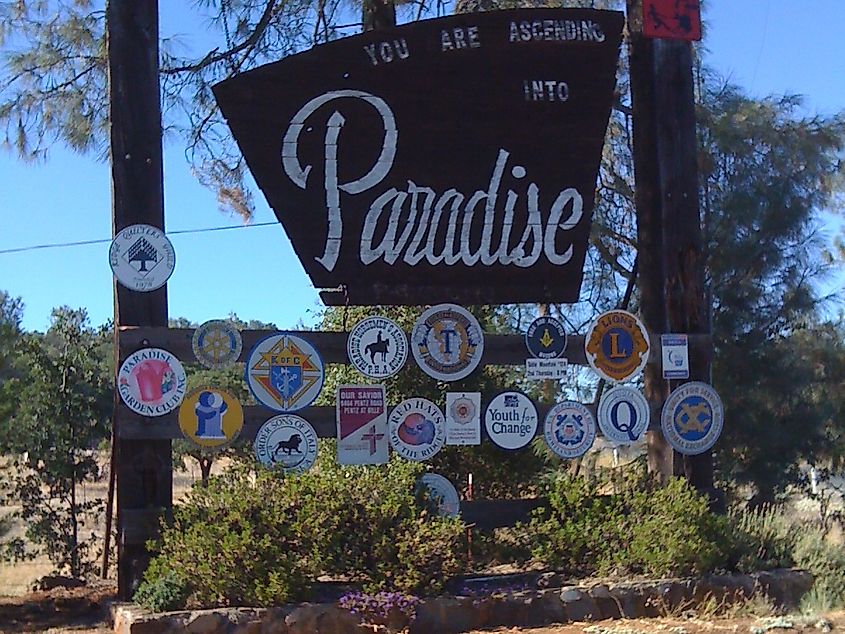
[
  {"xmin": 178, "ymin": 387, "xmax": 244, "ymax": 450},
  {"xmin": 661, "ymin": 382, "xmax": 723, "ymax": 455},
  {"xmin": 584, "ymin": 310, "xmax": 650, "ymax": 383}
]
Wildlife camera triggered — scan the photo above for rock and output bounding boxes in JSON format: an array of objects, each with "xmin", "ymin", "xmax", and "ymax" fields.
[
  {"xmin": 183, "ymin": 612, "xmax": 226, "ymax": 633},
  {"xmin": 33, "ymin": 575, "xmax": 85, "ymax": 591},
  {"xmin": 536, "ymin": 572, "xmax": 562, "ymax": 589},
  {"xmin": 285, "ymin": 603, "xmax": 361, "ymax": 634}
]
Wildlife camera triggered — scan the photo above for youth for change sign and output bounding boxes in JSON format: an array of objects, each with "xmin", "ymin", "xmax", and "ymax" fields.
[{"xmin": 214, "ymin": 9, "xmax": 623, "ymax": 305}]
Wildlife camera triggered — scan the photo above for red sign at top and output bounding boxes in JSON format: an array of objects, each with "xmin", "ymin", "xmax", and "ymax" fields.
[{"xmin": 642, "ymin": 0, "xmax": 701, "ymax": 41}]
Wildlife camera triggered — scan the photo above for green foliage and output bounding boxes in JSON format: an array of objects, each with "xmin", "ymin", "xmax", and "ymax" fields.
[
  {"xmin": 0, "ymin": 307, "xmax": 111, "ymax": 577},
  {"xmin": 794, "ymin": 531, "xmax": 845, "ymax": 613},
  {"xmin": 134, "ymin": 567, "xmax": 192, "ymax": 613},
  {"xmin": 141, "ymin": 449, "xmax": 466, "ymax": 608},
  {"xmin": 528, "ymin": 473, "xmax": 734, "ymax": 578},
  {"xmin": 727, "ymin": 505, "xmax": 800, "ymax": 572}
]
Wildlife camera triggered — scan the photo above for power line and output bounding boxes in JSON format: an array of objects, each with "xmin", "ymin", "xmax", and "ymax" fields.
[{"xmin": 0, "ymin": 221, "xmax": 278, "ymax": 255}]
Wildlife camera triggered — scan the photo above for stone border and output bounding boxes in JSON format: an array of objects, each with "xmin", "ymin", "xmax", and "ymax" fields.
[{"xmin": 112, "ymin": 568, "xmax": 813, "ymax": 634}]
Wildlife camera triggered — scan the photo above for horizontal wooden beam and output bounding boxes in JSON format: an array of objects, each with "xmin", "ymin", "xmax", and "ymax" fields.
[
  {"xmin": 117, "ymin": 326, "xmax": 711, "ymax": 368},
  {"xmin": 119, "ymin": 498, "xmax": 547, "ymax": 544},
  {"xmin": 117, "ymin": 401, "xmax": 596, "ymax": 439}
]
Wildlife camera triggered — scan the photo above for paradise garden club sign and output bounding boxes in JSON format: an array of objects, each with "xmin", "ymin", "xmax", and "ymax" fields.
[{"xmin": 213, "ymin": 9, "xmax": 624, "ymax": 305}]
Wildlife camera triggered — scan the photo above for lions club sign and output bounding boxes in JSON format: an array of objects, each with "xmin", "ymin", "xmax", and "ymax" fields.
[{"xmin": 214, "ymin": 9, "xmax": 623, "ymax": 305}]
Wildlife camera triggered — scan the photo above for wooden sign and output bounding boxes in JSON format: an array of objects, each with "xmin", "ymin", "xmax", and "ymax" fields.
[
  {"xmin": 642, "ymin": 0, "xmax": 702, "ymax": 41},
  {"xmin": 214, "ymin": 9, "xmax": 623, "ymax": 305}
]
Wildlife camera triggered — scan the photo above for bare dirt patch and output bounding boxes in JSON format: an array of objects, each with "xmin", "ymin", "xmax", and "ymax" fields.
[{"xmin": 0, "ymin": 580, "xmax": 115, "ymax": 633}]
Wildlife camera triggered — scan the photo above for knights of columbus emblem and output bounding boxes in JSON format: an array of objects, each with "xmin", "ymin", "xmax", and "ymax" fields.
[{"xmin": 245, "ymin": 334, "xmax": 325, "ymax": 412}]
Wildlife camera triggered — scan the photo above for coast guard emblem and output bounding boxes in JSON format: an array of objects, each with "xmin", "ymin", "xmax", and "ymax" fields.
[
  {"xmin": 245, "ymin": 333, "xmax": 324, "ymax": 411},
  {"xmin": 254, "ymin": 414, "xmax": 319, "ymax": 473},
  {"xmin": 178, "ymin": 387, "xmax": 244, "ymax": 450},
  {"xmin": 584, "ymin": 310, "xmax": 650, "ymax": 383},
  {"xmin": 411, "ymin": 304, "xmax": 484, "ymax": 381},
  {"xmin": 544, "ymin": 401, "xmax": 596, "ymax": 459},
  {"xmin": 192, "ymin": 320, "xmax": 242, "ymax": 368},
  {"xmin": 661, "ymin": 382, "xmax": 723, "ymax": 455}
]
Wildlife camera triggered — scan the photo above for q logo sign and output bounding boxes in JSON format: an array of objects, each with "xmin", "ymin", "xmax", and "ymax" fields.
[{"xmin": 597, "ymin": 385, "xmax": 649, "ymax": 445}]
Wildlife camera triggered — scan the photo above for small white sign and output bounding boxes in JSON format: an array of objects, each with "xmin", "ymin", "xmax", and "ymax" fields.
[
  {"xmin": 445, "ymin": 392, "xmax": 481, "ymax": 445},
  {"xmin": 661, "ymin": 334, "xmax": 690, "ymax": 380},
  {"xmin": 526, "ymin": 358, "xmax": 569, "ymax": 381},
  {"xmin": 485, "ymin": 391, "xmax": 538, "ymax": 451},
  {"xmin": 109, "ymin": 224, "xmax": 175, "ymax": 292},
  {"xmin": 336, "ymin": 385, "xmax": 389, "ymax": 465}
]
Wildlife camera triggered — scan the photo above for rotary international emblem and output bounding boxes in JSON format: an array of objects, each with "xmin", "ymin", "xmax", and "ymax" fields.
[
  {"xmin": 254, "ymin": 414, "xmax": 319, "ymax": 473},
  {"xmin": 544, "ymin": 401, "xmax": 596, "ymax": 459},
  {"xmin": 192, "ymin": 319, "xmax": 243, "ymax": 368},
  {"xmin": 584, "ymin": 310, "xmax": 650, "ymax": 383},
  {"xmin": 661, "ymin": 382, "xmax": 723, "ymax": 455},
  {"xmin": 178, "ymin": 387, "xmax": 244, "ymax": 450},
  {"xmin": 245, "ymin": 334, "xmax": 324, "ymax": 411},
  {"xmin": 411, "ymin": 304, "xmax": 484, "ymax": 381}
]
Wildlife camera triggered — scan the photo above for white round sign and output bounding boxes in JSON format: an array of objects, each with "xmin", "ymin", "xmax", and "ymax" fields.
[
  {"xmin": 544, "ymin": 401, "xmax": 597, "ymax": 459},
  {"xmin": 118, "ymin": 348, "xmax": 187, "ymax": 416},
  {"xmin": 347, "ymin": 316, "xmax": 408, "ymax": 379},
  {"xmin": 388, "ymin": 398, "xmax": 446, "ymax": 461},
  {"xmin": 661, "ymin": 382, "xmax": 724, "ymax": 455},
  {"xmin": 418, "ymin": 473, "xmax": 461, "ymax": 518},
  {"xmin": 411, "ymin": 304, "xmax": 484, "ymax": 381},
  {"xmin": 192, "ymin": 320, "xmax": 243, "ymax": 368},
  {"xmin": 109, "ymin": 224, "xmax": 175, "ymax": 292},
  {"xmin": 253, "ymin": 414, "xmax": 319, "ymax": 473},
  {"xmin": 244, "ymin": 333, "xmax": 325, "ymax": 412},
  {"xmin": 597, "ymin": 385, "xmax": 650, "ymax": 445},
  {"xmin": 484, "ymin": 391, "xmax": 538, "ymax": 450}
]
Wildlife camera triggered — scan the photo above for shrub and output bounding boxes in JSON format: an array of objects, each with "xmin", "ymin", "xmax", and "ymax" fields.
[
  {"xmin": 727, "ymin": 504, "xmax": 799, "ymax": 572},
  {"xmin": 138, "ymin": 448, "xmax": 466, "ymax": 608},
  {"xmin": 624, "ymin": 478, "xmax": 731, "ymax": 577},
  {"xmin": 794, "ymin": 530, "xmax": 845, "ymax": 612},
  {"xmin": 527, "ymin": 473, "xmax": 733, "ymax": 578},
  {"xmin": 134, "ymin": 565, "xmax": 191, "ymax": 612}
]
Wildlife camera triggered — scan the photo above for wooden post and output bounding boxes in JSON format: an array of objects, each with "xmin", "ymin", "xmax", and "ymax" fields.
[
  {"xmin": 652, "ymin": 38, "xmax": 716, "ymax": 501},
  {"xmin": 626, "ymin": 0, "xmax": 679, "ymax": 482},
  {"xmin": 107, "ymin": 0, "xmax": 172, "ymax": 598}
]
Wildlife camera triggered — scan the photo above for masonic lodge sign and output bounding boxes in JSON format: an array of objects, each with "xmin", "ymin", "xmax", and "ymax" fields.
[{"xmin": 214, "ymin": 9, "xmax": 624, "ymax": 304}]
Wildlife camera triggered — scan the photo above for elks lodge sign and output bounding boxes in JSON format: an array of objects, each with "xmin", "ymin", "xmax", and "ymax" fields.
[{"xmin": 214, "ymin": 9, "xmax": 623, "ymax": 305}]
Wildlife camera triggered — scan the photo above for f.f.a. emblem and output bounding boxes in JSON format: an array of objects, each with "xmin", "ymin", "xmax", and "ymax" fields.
[{"xmin": 246, "ymin": 334, "xmax": 324, "ymax": 412}]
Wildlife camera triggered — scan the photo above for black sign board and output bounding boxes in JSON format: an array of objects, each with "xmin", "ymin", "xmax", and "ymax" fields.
[{"xmin": 214, "ymin": 9, "xmax": 623, "ymax": 305}]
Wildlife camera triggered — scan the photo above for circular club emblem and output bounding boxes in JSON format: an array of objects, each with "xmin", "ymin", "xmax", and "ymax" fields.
[
  {"xmin": 597, "ymin": 385, "xmax": 650, "ymax": 444},
  {"xmin": 661, "ymin": 382, "xmax": 724, "ymax": 455},
  {"xmin": 584, "ymin": 310, "xmax": 650, "ymax": 383},
  {"xmin": 388, "ymin": 398, "xmax": 446, "ymax": 461},
  {"xmin": 109, "ymin": 224, "xmax": 175, "ymax": 292},
  {"xmin": 525, "ymin": 315, "xmax": 567, "ymax": 359},
  {"xmin": 192, "ymin": 320, "xmax": 242, "ymax": 368},
  {"xmin": 254, "ymin": 414, "xmax": 319, "ymax": 472},
  {"xmin": 118, "ymin": 348, "xmax": 187, "ymax": 416},
  {"xmin": 245, "ymin": 334, "xmax": 324, "ymax": 412},
  {"xmin": 484, "ymin": 391, "xmax": 538, "ymax": 450},
  {"xmin": 178, "ymin": 388, "xmax": 244, "ymax": 450},
  {"xmin": 347, "ymin": 316, "xmax": 408, "ymax": 379},
  {"xmin": 449, "ymin": 395, "xmax": 477, "ymax": 425},
  {"xmin": 544, "ymin": 401, "xmax": 597, "ymax": 459},
  {"xmin": 411, "ymin": 304, "xmax": 484, "ymax": 381},
  {"xmin": 418, "ymin": 474, "xmax": 461, "ymax": 518}
]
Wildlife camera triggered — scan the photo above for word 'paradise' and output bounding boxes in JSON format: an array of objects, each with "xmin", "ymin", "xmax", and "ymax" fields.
[{"xmin": 282, "ymin": 91, "xmax": 585, "ymax": 273}]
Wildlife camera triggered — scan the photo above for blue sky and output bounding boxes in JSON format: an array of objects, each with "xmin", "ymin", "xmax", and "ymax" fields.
[{"xmin": 1, "ymin": 1, "xmax": 843, "ymax": 332}]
